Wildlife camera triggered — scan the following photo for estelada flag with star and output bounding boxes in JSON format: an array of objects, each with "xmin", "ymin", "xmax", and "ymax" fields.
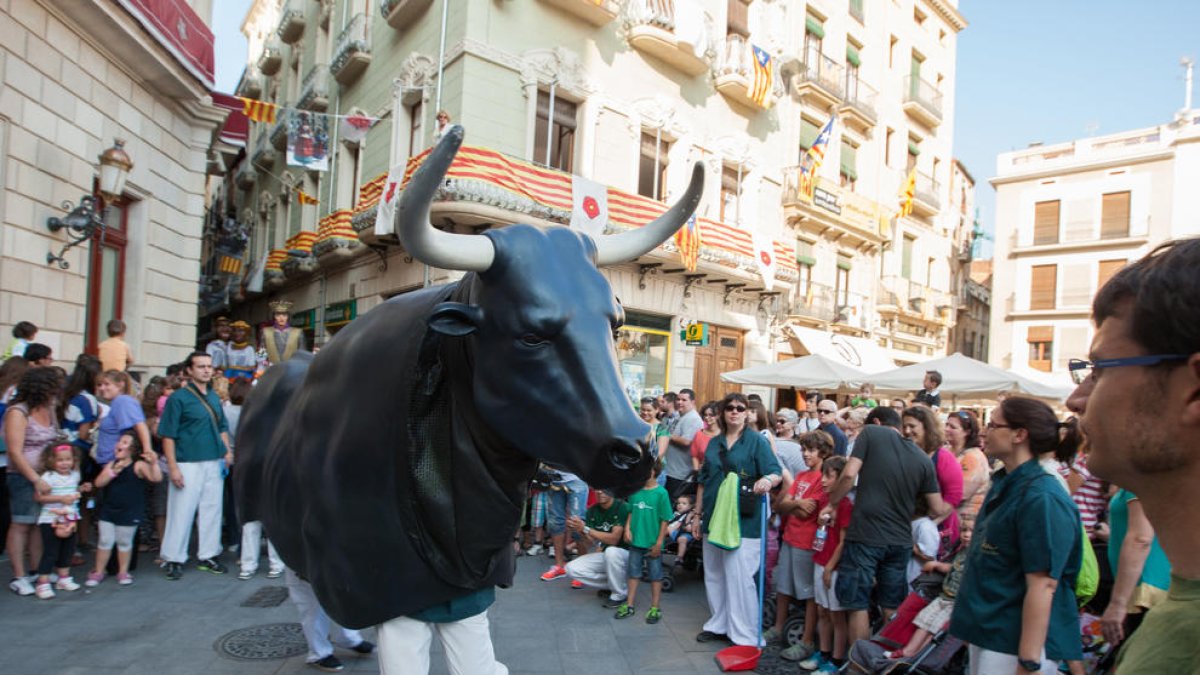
[
  {"xmin": 796, "ymin": 113, "xmax": 837, "ymax": 202},
  {"xmin": 750, "ymin": 45, "xmax": 773, "ymax": 107},
  {"xmin": 674, "ymin": 215, "xmax": 702, "ymax": 272},
  {"xmin": 752, "ymin": 231, "xmax": 777, "ymax": 292},
  {"xmin": 570, "ymin": 175, "xmax": 609, "ymax": 238},
  {"xmin": 896, "ymin": 167, "xmax": 917, "ymax": 218},
  {"xmin": 374, "ymin": 163, "xmax": 406, "ymax": 237},
  {"xmin": 240, "ymin": 98, "xmax": 277, "ymax": 124}
]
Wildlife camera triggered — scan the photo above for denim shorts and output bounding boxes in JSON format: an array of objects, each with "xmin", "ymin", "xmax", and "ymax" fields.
[
  {"xmin": 7, "ymin": 472, "xmax": 39, "ymax": 524},
  {"xmin": 627, "ymin": 545, "xmax": 664, "ymax": 582},
  {"xmin": 545, "ymin": 479, "xmax": 588, "ymax": 536},
  {"xmin": 834, "ymin": 540, "xmax": 911, "ymax": 611}
]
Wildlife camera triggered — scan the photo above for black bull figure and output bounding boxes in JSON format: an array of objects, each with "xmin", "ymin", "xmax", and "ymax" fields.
[{"xmin": 235, "ymin": 126, "xmax": 704, "ymax": 629}]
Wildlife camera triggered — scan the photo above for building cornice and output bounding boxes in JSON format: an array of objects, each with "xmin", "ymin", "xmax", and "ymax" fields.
[
  {"xmin": 989, "ymin": 150, "xmax": 1175, "ymax": 187},
  {"xmin": 919, "ymin": 0, "xmax": 968, "ymax": 32}
]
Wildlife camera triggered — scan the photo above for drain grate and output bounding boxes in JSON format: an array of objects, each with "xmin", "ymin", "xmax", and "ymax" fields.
[
  {"xmin": 215, "ymin": 622, "xmax": 307, "ymax": 660},
  {"xmin": 241, "ymin": 586, "xmax": 290, "ymax": 608}
]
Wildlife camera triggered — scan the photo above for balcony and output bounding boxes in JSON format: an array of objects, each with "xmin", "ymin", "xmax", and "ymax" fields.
[
  {"xmin": 877, "ymin": 276, "xmax": 955, "ymax": 326},
  {"xmin": 793, "ymin": 52, "xmax": 844, "ymax": 109},
  {"xmin": 838, "ymin": 78, "xmax": 877, "ymax": 133},
  {"xmin": 791, "ymin": 282, "xmax": 836, "ymax": 324},
  {"xmin": 297, "ymin": 65, "xmax": 330, "ymax": 111},
  {"xmin": 235, "ymin": 67, "xmax": 263, "ymax": 100},
  {"xmin": 539, "ymin": 0, "xmax": 621, "ymax": 26},
  {"xmin": 252, "ymin": 129, "xmax": 277, "ymax": 170},
  {"xmin": 911, "ymin": 171, "xmax": 940, "ymax": 216},
  {"xmin": 782, "ymin": 171, "xmax": 887, "ymax": 249},
  {"xmin": 381, "ymin": 0, "xmax": 434, "ymax": 31},
  {"xmin": 270, "ymin": 116, "xmax": 288, "ymax": 151},
  {"xmin": 331, "ymin": 13, "xmax": 372, "ymax": 86},
  {"xmin": 277, "ymin": 1, "xmax": 306, "ymax": 44},
  {"xmin": 235, "ymin": 161, "xmax": 256, "ymax": 190},
  {"xmin": 903, "ymin": 75, "xmax": 943, "ymax": 128},
  {"xmin": 714, "ymin": 35, "xmax": 783, "ymax": 111},
  {"xmin": 257, "ymin": 41, "xmax": 282, "ymax": 76},
  {"xmin": 624, "ymin": 0, "xmax": 713, "ymax": 77}
]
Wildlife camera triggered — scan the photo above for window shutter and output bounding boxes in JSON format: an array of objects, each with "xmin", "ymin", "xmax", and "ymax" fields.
[
  {"xmin": 805, "ymin": 14, "xmax": 825, "ymax": 39},
  {"xmin": 640, "ymin": 132, "xmax": 668, "ymax": 162},
  {"xmin": 727, "ymin": 0, "xmax": 750, "ymax": 37},
  {"xmin": 839, "ymin": 141, "xmax": 857, "ymax": 180},
  {"xmin": 1030, "ymin": 264, "xmax": 1057, "ymax": 310},
  {"xmin": 796, "ymin": 239, "xmax": 816, "ymax": 266},
  {"xmin": 536, "ymin": 91, "xmax": 578, "ymax": 128},
  {"xmin": 1027, "ymin": 326, "xmax": 1053, "ymax": 342},
  {"xmin": 721, "ymin": 166, "xmax": 741, "ymax": 192},
  {"xmin": 1033, "ymin": 200, "xmax": 1060, "ymax": 245},
  {"xmin": 846, "ymin": 44, "xmax": 862, "ymax": 67},
  {"xmin": 907, "ymin": 140, "xmax": 921, "ymax": 156},
  {"xmin": 1100, "ymin": 191, "xmax": 1130, "ymax": 239},
  {"xmin": 800, "ymin": 118, "xmax": 820, "ymax": 151},
  {"xmin": 1097, "ymin": 259, "xmax": 1126, "ymax": 291},
  {"xmin": 1060, "ymin": 263, "xmax": 1092, "ymax": 307},
  {"xmin": 837, "ymin": 254, "xmax": 852, "ymax": 271}
]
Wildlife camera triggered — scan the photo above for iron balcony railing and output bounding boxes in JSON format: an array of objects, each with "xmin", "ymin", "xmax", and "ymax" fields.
[
  {"xmin": 297, "ymin": 65, "xmax": 330, "ymax": 110},
  {"xmin": 842, "ymin": 76, "xmax": 877, "ymax": 121},
  {"xmin": 331, "ymin": 13, "xmax": 370, "ymax": 78},
  {"xmin": 715, "ymin": 34, "xmax": 783, "ymax": 99},
  {"xmin": 625, "ymin": 0, "xmax": 676, "ymax": 30},
  {"xmin": 797, "ymin": 50, "xmax": 845, "ymax": 100},
  {"xmin": 903, "ymin": 75, "xmax": 944, "ymax": 122},
  {"xmin": 915, "ymin": 171, "xmax": 941, "ymax": 210}
]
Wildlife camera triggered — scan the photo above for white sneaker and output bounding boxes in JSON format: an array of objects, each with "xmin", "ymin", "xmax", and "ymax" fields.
[
  {"xmin": 267, "ymin": 568, "xmax": 283, "ymax": 579},
  {"xmin": 9, "ymin": 577, "xmax": 35, "ymax": 596},
  {"xmin": 238, "ymin": 569, "xmax": 256, "ymax": 580},
  {"xmin": 35, "ymin": 583, "xmax": 55, "ymax": 600},
  {"xmin": 55, "ymin": 576, "xmax": 81, "ymax": 592},
  {"xmin": 526, "ymin": 544, "xmax": 543, "ymax": 556}
]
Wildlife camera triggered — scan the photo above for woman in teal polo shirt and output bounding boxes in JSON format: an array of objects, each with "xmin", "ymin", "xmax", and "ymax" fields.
[{"xmin": 949, "ymin": 397, "xmax": 1084, "ymax": 674}]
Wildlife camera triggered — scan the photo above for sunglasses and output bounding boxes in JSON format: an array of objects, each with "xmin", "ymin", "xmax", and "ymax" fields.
[
  {"xmin": 817, "ymin": 409, "xmax": 836, "ymax": 415},
  {"xmin": 985, "ymin": 421, "xmax": 1011, "ymax": 431},
  {"xmin": 725, "ymin": 405, "xmax": 747, "ymax": 413}
]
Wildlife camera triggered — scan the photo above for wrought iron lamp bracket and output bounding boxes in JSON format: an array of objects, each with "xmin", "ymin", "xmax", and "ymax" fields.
[{"xmin": 46, "ymin": 196, "xmax": 104, "ymax": 269}]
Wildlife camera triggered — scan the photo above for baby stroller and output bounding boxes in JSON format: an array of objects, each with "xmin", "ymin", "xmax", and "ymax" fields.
[
  {"xmin": 846, "ymin": 591, "xmax": 967, "ymax": 674},
  {"xmin": 659, "ymin": 470, "xmax": 701, "ymax": 592}
]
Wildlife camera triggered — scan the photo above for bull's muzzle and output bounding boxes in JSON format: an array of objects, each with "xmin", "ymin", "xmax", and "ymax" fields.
[{"xmin": 607, "ymin": 438, "xmax": 646, "ymax": 471}]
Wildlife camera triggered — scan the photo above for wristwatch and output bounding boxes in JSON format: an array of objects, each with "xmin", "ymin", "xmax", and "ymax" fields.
[
  {"xmin": 583, "ymin": 526, "xmax": 591, "ymax": 536},
  {"xmin": 1017, "ymin": 657, "xmax": 1041, "ymax": 673}
]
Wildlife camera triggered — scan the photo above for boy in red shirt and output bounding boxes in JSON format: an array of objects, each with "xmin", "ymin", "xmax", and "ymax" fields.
[
  {"xmin": 767, "ymin": 430, "xmax": 834, "ymax": 661},
  {"xmin": 802, "ymin": 455, "xmax": 853, "ymax": 673}
]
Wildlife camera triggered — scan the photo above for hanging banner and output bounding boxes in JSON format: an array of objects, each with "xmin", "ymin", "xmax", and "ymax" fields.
[
  {"xmin": 246, "ymin": 252, "xmax": 268, "ymax": 293},
  {"xmin": 374, "ymin": 163, "xmax": 406, "ymax": 237},
  {"xmin": 287, "ymin": 110, "xmax": 330, "ymax": 171},
  {"xmin": 674, "ymin": 214, "xmax": 702, "ymax": 272},
  {"xmin": 339, "ymin": 113, "xmax": 374, "ymax": 145},
  {"xmin": 752, "ymin": 231, "xmax": 777, "ymax": 292},
  {"xmin": 570, "ymin": 175, "xmax": 609, "ymax": 237}
]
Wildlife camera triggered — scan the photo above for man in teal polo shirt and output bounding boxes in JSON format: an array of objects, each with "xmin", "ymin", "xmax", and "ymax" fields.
[{"xmin": 158, "ymin": 351, "xmax": 233, "ymax": 580}]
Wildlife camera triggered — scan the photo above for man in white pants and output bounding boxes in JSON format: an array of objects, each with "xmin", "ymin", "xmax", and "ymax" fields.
[
  {"xmin": 564, "ymin": 489, "xmax": 630, "ymax": 606},
  {"xmin": 158, "ymin": 352, "xmax": 233, "ymax": 580},
  {"xmin": 285, "ymin": 569, "xmax": 375, "ymax": 672},
  {"xmin": 376, "ymin": 588, "xmax": 507, "ymax": 674}
]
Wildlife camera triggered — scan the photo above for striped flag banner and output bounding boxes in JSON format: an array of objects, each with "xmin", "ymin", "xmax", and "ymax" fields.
[
  {"xmin": 750, "ymin": 45, "xmax": 773, "ymax": 107},
  {"xmin": 296, "ymin": 190, "xmax": 319, "ymax": 206},
  {"xmin": 217, "ymin": 255, "xmax": 243, "ymax": 275},
  {"xmin": 240, "ymin": 97, "xmax": 277, "ymax": 124},
  {"xmin": 673, "ymin": 215, "xmax": 702, "ymax": 271}
]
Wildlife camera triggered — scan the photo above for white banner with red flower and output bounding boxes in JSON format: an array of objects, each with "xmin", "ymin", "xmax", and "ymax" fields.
[
  {"xmin": 570, "ymin": 175, "xmax": 609, "ymax": 238},
  {"xmin": 751, "ymin": 231, "xmax": 777, "ymax": 291},
  {"xmin": 373, "ymin": 164, "xmax": 405, "ymax": 237}
]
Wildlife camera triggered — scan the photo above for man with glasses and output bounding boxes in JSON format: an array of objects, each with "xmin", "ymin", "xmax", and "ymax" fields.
[
  {"xmin": 1065, "ymin": 238, "xmax": 1200, "ymax": 674},
  {"xmin": 816, "ymin": 400, "xmax": 849, "ymax": 458},
  {"xmin": 664, "ymin": 389, "xmax": 703, "ymax": 497}
]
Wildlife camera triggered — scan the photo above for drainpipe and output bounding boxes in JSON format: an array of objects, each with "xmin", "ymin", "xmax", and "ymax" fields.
[
  {"xmin": 434, "ymin": 0, "xmax": 449, "ymax": 114},
  {"xmin": 545, "ymin": 78, "xmax": 558, "ymax": 165}
]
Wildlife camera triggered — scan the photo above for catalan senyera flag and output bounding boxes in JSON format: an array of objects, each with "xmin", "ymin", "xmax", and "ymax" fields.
[
  {"xmin": 674, "ymin": 215, "xmax": 702, "ymax": 272},
  {"xmin": 217, "ymin": 254, "xmax": 243, "ymax": 275},
  {"xmin": 240, "ymin": 97, "xmax": 278, "ymax": 124},
  {"xmin": 296, "ymin": 190, "xmax": 319, "ymax": 206},
  {"xmin": 796, "ymin": 113, "xmax": 837, "ymax": 202},
  {"xmin": 896, "ymin": 167, "xmax": 917, "ymax": 218},
  {"xmin": 750, "ymin": 45, "xmax": 773, "ymax": 106}
]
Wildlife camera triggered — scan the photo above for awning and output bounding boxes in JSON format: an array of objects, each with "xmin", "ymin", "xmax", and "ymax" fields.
[
  {"xmin": 787, "ymin": 325, "xmax": 895, "ymax": 374},
  {"xmin": 721, "ymin": 354, "xmax": 870, "ymax": 391}
]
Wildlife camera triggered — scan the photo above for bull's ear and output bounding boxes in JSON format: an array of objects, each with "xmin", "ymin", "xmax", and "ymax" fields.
[{"xmin": 428, "ymin": 302, "xmax": 483, "ymax": 336}]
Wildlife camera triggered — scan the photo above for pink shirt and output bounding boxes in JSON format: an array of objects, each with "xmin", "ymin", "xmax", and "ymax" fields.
[{"xmin": 933, "ymin": 447, "xmax": 964, "ymax": 557}]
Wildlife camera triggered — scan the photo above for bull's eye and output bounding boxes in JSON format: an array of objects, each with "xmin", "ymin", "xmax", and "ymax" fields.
[{"xmin": 519, "ymin": 333, "xmax": 549, "ymax": 348}]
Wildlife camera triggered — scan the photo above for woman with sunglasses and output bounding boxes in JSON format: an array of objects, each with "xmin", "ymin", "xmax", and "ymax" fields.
[
  {"xmin": 945, "ymin": 410, "xmax": 989, "ymax": 538},
  {"xmin": 949, "ymin": 397, "xmax": 1084, "ymax": 673},
  {"xmin": 692, "ymin": 393, "xmax": 782, "ymax": 647}
]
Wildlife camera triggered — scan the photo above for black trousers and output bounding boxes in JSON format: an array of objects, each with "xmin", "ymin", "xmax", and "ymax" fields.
[{"xmin": 37, "ymin": 524, "xmax": 78, "ymax": 575}]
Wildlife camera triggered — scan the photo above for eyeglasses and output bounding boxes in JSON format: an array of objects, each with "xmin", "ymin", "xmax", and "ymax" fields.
[
  {"xmin": 725, "ymin": 405, "xmax": 747, "ymax": 413},
  {"xmin": 817, "ymin": 409, "xmax": 836, "ymax": 415},
  {"xmin": 985, "ymin": 421, "xmax": 1011, "ymax": 431},
  {"xmin": 1067, "ymin": 354, "xmax": 1191, "ymax": 385}
]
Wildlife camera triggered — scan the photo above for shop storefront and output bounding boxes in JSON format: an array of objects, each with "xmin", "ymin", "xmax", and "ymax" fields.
[
  {"xmin": 616, "ymin": 310, "xmax": 673, "ymax": 405},
  {"xmin": 289, "ymin": 300, "xmax": 358, "ymax": 347}
]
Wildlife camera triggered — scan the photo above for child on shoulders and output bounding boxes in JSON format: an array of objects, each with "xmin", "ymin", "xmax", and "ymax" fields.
[{"xmin": 615, "ymin": 465, "xmax": 672, "ymax": 624}]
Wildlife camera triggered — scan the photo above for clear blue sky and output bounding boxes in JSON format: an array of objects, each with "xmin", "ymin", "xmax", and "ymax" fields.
[{"xmin": 213, "ymin": 1, "xmax": 1200, "ymax": 259}]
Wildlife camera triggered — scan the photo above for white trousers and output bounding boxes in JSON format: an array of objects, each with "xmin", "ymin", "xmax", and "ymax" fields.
[
  {"xmin": 702, "ymin": 538, "xmax": 764, "ymax": 647},
  {"xmin": 285, "ymin": 569, "xmax": 364, "ymax": 662},
  {"xmin": 565, "ymin": 546, "xmax": 629, "ymax": 600},
  {"xmin": 239, "ymin": 521, "xmax": 282, "ymax": 573},
  {"xmin": 376, "ymin": 611, "xmax": 507, "ymax": 675},
  {"xmin": 161, "ymin": 460, "xmax": 224, "ymax": 563},
  {"xmin": 967, "ymin": 645, "xmax": 1056, "ymax": 675}
]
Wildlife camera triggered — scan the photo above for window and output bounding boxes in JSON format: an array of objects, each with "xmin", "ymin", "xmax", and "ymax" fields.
[
  {"xmin": 1057, "ymin": 326, "xmax": 1090, "ymax": 370},
  {"xmin": 638, "ymin": 131, "xmax": 669, "ymax": 201},
  {"xmin": 849, "ymin": 0, "xmax": 864, "ymax": 22},
  {"xmin": 804, "ymin": 13, "xmax": 824, "ymax": 68},
  {"xmin": 86, "ymin": 196, "xmax": 129, "ymax": 352},
  {"xmin": 1033, "ymin": 200, "xmax": 1060, "ymax": 245},
  {"xmin": 335, "ymin": 141, "xmax": 361, "ymax": 209},
  {"xmin": 906, "ymin": 137, "xmax": 919, "ymax": 173},
  {"xmin": 799, "ymin": 117, "xmax": 820, "ymax": 156},
  {"xmin": 720, "ymin": 165, "xmax": 742, "ymax": 224},
  {"xmin": 901, "ymin": 234, "xmax": 915, "ymax": 279},
  {"xmin": 834, "ymin": 255, "xmax": 851, "ymax": 306},
  {"xmin": 889, "ymin": 35, "xmax": 897, "ymax": 68},
  {"xmin": 845, "ymin": 42, "xmax": 861, "ymax": 100},
  {"xmin": 726, "ymin": 0, "xmax": 749, "ymax": 37},
  {"xmin": 913, "ymin": 7, "xmax": 927, "ymax": 26},
  {"xmin": 534, "ymin": 90, "xmax": 577, "ymax": 172},
  {"xmin": 1060, "ymin": 263, "xmax": 1092, "ymax": 307},
  {"xmin": 839, "ymin": 140, "xmax": 857, "ymax": 189},
  {"xmin": 407, "ymin": 99, "xmax": 424, "ymax": 158},
  {"xmin": 1098, "ymin": 259, "xmax": 1126, "ymax": 291},
  {"xmin": 1100, "ymin": 191, "xmax": 1130, "ymax": 239},
  {"xmin": 885, "ymin": 127, "xmax": 894, "ymax": 167},
  {"xmin": 909, "ymin": 52, "xmax": 924, "ymax": 97},
  {"xmin": 1030, "ymin": 264, "xmax": 1057, "ymax": 310},
  {"xmin": 1027, "ymin": 326, "xmax": 1053, "ymax": 372}
]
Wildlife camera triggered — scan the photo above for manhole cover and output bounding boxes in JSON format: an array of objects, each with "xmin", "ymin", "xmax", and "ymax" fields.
[
  {"xmin": 241, "ymin": 586, "xmax": 290, "ymax": 607},
  {"xmin": 215, "ymin": 623, "xmax": 307, "ymax": 660}
]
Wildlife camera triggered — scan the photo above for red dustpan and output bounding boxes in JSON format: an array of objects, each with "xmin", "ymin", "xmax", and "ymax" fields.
[{"xmin": 714, "ymin": 495, "xmax": 768, "ymax": 672}]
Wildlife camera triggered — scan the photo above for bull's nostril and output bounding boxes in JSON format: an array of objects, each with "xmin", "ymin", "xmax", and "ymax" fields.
[{"xmin": 608, "ymin": 441, "xmax": 643, "ymax": 470}]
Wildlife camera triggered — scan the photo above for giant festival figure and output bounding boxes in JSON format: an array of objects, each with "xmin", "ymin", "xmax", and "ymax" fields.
[{"xmin": 235, "ymin": 126, "xmax": 703, "ymax": 671}]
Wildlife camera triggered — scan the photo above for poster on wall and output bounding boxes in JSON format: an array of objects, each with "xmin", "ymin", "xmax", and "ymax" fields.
[{"xmin": 287, "ymin": 110, "xmax": 330, "ymax": 171}]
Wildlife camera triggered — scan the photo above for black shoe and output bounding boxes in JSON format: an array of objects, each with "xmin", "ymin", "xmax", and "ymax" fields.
[
  {"xmin": 165, "ymin": 563, "xmax": 182, "ymax": 581},
  {"xmin": 696, "ymin": 630, "xmax": 731, "ymax": 643},
  {"xmin": 601, "ymin": 596, "xmax": 628, "ymax": 609},
  {"xmin": 350, "ymin": 640, "xmax": 375, "ymax": 655},
  {"xmin": 309, "ymin": 655, "xmax": 344, "ymax": 672},
  {"xmin": 197, "ymin": 558, "xmax": 227, "ymax": 575}
]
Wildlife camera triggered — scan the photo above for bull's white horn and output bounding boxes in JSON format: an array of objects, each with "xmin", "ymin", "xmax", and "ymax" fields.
[
  {"xmin": 394, "ymin": 125, "xmax": 496, "ymax": 272},
  {"xmin": 593, "ymin": 163, "xmax": 705, "ymax": 267}
]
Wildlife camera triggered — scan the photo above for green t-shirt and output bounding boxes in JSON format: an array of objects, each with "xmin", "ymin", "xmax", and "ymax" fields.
[
  {"xmin": 1113, "ymin": 574, "xmax": 1200, "ymax": 673},
  {"xmin": 586, "ymin": 499, "xmax": 631, "ymax": 549},
  {"xmin": 627, "ymin": 486, "xmax": 672, "ymax": 549}
]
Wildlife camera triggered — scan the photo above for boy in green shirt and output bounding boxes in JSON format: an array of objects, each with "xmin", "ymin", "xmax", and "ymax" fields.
[{"xmin": 616, "ymin": 467, "xmax": 673, "ymax": 624}]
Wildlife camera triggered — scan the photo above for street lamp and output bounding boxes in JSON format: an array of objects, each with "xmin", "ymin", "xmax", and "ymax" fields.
[{"xmin": 46, "ymin": 139, "xmax": 133, "ymax": 269}]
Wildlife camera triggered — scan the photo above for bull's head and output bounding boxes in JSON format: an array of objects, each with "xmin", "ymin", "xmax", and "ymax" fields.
[{"xmin": 396, "ymin": 125, "xmax": 703, "ymax": 495}]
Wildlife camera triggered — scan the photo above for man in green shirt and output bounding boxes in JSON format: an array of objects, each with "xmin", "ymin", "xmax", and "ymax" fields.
[
  {"xmin": 565, "ymin": 489, "xmax": 630, "ymax": 607},
  {"xmin": 158, "ymin": 351, "xmax": 233, "ymax": 581},
  {"xmin": 1066, "ymin": 238, "xmax": 1200, "ymax": 674}
]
